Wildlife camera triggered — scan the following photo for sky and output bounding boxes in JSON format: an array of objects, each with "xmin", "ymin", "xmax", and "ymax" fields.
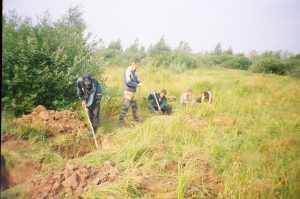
[{"xmin": 3, "ymin": 0, "xmax": 300, "ymax": 54}]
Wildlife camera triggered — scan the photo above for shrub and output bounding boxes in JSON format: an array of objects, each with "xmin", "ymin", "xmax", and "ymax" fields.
[
  {"xmin": 250, "ymin": 58, "xmax": 286, "ymax": 74},
  {"xmin": 2, "ymin": 7, "xmax": 103, "ymax": 115}
]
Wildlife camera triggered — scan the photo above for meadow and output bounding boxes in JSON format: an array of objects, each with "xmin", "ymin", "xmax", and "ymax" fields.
[{"xmin": 1, "ymin": 65, "xmax": 300, "ymax": 199}]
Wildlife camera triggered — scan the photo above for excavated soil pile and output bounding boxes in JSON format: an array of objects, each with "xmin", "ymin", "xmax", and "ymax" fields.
[
  {"xmin": 17, "ymin": 105, "xmax": 89, "ymax": 136},
  {"xmin": 185, "ymin": 116, "xmax": 208, "ymax": 131},
  {"xmin": 185, "ymin": 159, "xmax": 223, "ymax": 198},
  {"xmin": 26, "ymin": 162, "xmax": 119, "ymax": 198}
]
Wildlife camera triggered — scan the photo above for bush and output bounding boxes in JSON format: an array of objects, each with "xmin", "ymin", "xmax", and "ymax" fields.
[
  {"xmin": 223, "ymin": 55, "xmax": 252, "ymax": 70},
  {"xmin": 250, "ymin": 58, "xmax": 286, "ymax": 74},
  {"xmin": 2, "ymin": 7, "xmax": 103, "ymax": 115}
]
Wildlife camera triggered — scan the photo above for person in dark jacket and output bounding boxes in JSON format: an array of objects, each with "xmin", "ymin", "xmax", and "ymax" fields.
[
  {"xmin": 148, "ymin": 90, "xmax": 172, "ymax": 114},
  {"xmin": 119, "ymin": 59, "xmax": 142, "ymax": 125},
  {"xmin": 77, "ymin": 73, "xmax": 104, "ymax": 134}
]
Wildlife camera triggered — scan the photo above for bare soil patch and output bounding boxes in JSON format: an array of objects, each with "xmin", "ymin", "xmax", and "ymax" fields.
[
  {"xmin": 184, "ymin": 159, "xmax": 223, "ymax": 198},
  {"xmin": 214, "ymin": 116, "xmax": 237, "ymax": 126},
  {"xmin": 17, "ymin": 105, "xmax": 89, "ymax": 136},
  {"xmin": 185, "ymin": 116, "xmax": 208, "ymax": 131},
  {"xmin": 26, "ymin": 161, "xmax": 119, "ymax": 198}
]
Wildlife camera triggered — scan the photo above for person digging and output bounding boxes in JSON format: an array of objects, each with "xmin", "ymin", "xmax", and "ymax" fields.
[
  {"xmin": 147, "ymin": 90, "xmax": 172, "ymax": 114},
  {"xmin": 77, "ymin": 73, "xmax": 104, "ymax": 137},
  {"xmin": 119, "ymin": 59, "xmax": 142, "ymax": 126}
]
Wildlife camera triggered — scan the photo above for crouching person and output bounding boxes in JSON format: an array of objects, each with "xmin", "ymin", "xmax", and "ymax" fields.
[
  {"xmin": 195, "ymin": 91, "xmax": 213, "ymax": 104},
  {"xmin": 148, "ymin": 90, "xmax": 172, "ymax": 114},
  {"xmin": 180, "ymin": 88, "xmax": 194, "ymax": 105},
  {"xmin": 77, "ymin": 73, "xmax": 104, "ymax": 136}
]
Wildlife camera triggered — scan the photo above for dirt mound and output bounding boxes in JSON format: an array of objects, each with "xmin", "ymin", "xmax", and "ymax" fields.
[
  {"xmin": 139, "ymin": 174, "xmax": 177, "ymax": 199},
  {"xmin": 184, "ymin": 159, "xmax": 223, "ymax": 198},
  {"xmin": 26, "ymin": 161, "xmax": 119, "ymax": 198},
  {"xmin": 17, "ymin": 105, "xmax": 89, "ymax": 136},
  {"xmin": 1, "ymin": 134, "xmax": 28, "ymax": 152},
  {"xmin": 214, "ymin": 116, "xmax": 237, "ymax": 126},
  {"xmin": 185, "ymin": 116, "xmax": 208, "ymax": 131}
]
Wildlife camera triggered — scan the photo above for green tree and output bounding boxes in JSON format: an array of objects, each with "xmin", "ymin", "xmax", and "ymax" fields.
[{"xmin": 2, "ymin": 7, "xmax": 103, "ymax": 115}]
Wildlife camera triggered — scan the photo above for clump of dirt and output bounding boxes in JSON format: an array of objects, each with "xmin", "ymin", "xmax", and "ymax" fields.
[
  {"xmin": 185, "ymin": 116, "xmax": 208, "ymax": 131},
  {"xmin": 184, "ymin": 159, "xmax": 223, "ymax": 198},
  {"xmin": 50, "ymin": 133, "xmax": 96, "ymax": 159},
  {"xmin": 26, "ymin": 161, "xmax": 119, "ymax": 199},
  {"xmin": 214, "ymin": 116, "xmax": 237, "ymax": 126},
  {"xmin": 1, "ymin": 155, "xmax": 8, "ymax": 190},
  {"xmin": 1, "ymin": 134, "xmax": 41, "ymax": 189},
  {"xmin": 17, "ymin": 105, "xmax": 89, "ymax": 136},
  {"xmin": 139, "ymin": 174, "xmax": 177, "ymax": 199},
  {"xmin": 1, "ymin": 134, "xmax": 28, "ymax": 152},
  {"xmin": 0, "ymin": 154, "xmax": 41, "ymax": 190}
]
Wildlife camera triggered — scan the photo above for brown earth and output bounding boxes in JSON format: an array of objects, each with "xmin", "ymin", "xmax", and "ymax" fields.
[
  {"xmin": 17, "ymin": 105, "xmax": 89, "ymax": 136},
  {"xmin": 1, "ymin": 134, "xmax": 42, "ymax": 189},
  {"xmin": 139, "ymin": 174, "xmax": 177, "ymax": 199},
  {"xmin": 214, "ymin": 116, "xmax": 237, "ymax": 126},
  {"xmin": 184, "ymin": 159, "xmax": 223, "ymax": 198},
  {"xmin": 137, "ymin": 158, "xmax": 222, "ymax": 199},
  {"xmin": 26, "ymin": 161, "xmax": 119, "ymax": 199},
  {"xmin": 1, "ymin": 134, "xmax": 29, "ymax": 152},
  {"xmin": 185, "ymin": 116, "xmax": 208, "ymax": 131},
  {"xmin": 50, "ymin": 134, "xmax": 95, "ymax": 159}
]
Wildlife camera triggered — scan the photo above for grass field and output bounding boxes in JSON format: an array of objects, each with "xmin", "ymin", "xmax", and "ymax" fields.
[{"xmin": 2, "ymin": 65, "xmax": 300, "ymax": 198}]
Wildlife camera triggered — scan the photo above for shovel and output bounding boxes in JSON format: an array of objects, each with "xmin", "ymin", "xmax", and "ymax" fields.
[
  {"xmin": 151, "ymin": 91, "xmax": 162, "ymax": 114},
  {"xmin": 83, "ymin": 104, "xmax": 99, "ymax": 150}
]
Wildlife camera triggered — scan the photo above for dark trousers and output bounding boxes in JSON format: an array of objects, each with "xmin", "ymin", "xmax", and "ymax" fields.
[
  {"xmin": 119, "ymin": 99, "xmax": 138, "ymax": 123},
  {"xmin": 88, "ymin": 101, "xmax": 100, "ymax": 132},
  {"xmin": 148, "ymin": 104, "xmax": 158, "ymax": 112}
]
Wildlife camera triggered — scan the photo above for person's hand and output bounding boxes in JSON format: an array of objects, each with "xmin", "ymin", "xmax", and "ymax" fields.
[
  {"xmin": 81, "ymin": 101, "xmax": 88, "ymax": 112},
  {"xmin": 138, "ymin": 83, "xmax": 142, "ymax": 87}
]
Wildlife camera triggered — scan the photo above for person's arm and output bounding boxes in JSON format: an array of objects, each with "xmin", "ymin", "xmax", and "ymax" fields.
[
  {"xmin": 125, "ymin": 70, "xmax": 138, "ymax": 88},
  {"xmin": 201, "ymin": 93, "xmax": 205, "ymax": 103},
  {"xmin": 160, "ymin": 98, "xmax": 167, "ymax": 109},
  {"xmin": 96, "ymin": 83, "xmax": 104, "ymax": 99},
  {"xmin": 208, "ymin": 92, "xmax": 212, "ymax": 104},
  {"xmin": 86, "ymin": 80, "xmax": 97, "ymax": 108},
  {"xmin": 76, "ymin": 80, "xmax": 84, "ymax": 100}
]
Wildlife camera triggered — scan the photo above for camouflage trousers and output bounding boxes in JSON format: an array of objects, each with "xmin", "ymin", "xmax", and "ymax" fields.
[{"xmin": 119, "ymin": 91, "xmax": 139, "ymax": 124}]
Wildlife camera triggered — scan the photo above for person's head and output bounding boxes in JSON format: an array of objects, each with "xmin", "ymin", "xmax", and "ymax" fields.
[
  {"xmin": 186, "ymin": 88, "xmax": 193, "ymax": 96},
  {"xmin": 204, "ymin": 91, "xmax": 210, "ymax": 99},
  {"xmin": 81, "ymin": 73, "xmax": 92, "ymax": 89},
  {"xmin": 160, "ymin": 89, "xmax": 167, "ymax": 98},
  {"xmin": 131, "ymin": 58, "xmax": 140, "ymax": 70}
]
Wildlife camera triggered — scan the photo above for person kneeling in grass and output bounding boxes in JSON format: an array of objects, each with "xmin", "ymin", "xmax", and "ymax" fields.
[
  {"xmin": 180, "ymin": 88, "xmax": 194, "ymax": 105},
  {"xmin": 195, "ymin": 91, "xmax": 213, "ymax": 104},
  {"xmin": 147, "ymin": 90, "xmax": 172, "ymax": 114}
]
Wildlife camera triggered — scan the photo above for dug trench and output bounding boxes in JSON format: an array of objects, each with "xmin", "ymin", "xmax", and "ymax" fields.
[
  {"xmin": 1, "ymin": 105, "xmax": 224, "ymax": 198},
  {"xmin": 1, "ymin": 106, "xmax": 98, "ymax": 193}
]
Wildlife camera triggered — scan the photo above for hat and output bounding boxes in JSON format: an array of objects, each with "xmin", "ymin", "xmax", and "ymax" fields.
[{"xmin": 81, "ymin": 73, "xmax": 92, "ymax": 87}]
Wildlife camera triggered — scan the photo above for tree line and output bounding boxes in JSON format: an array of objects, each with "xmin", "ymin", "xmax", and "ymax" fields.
[{"xmin": 2, "ymin": 7, "xmax": 300, "ymax": 115}]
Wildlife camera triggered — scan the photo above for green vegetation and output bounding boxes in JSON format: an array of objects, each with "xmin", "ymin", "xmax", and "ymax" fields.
[
  {"xmin": 2, "ymin": 7, "xmax": 104, "ymax": 115},
  {"xmin": 2, "ymin": 7, "xmax": 300, "ymax": 199}
]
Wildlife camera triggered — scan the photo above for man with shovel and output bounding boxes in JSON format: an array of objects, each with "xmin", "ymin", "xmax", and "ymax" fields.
[{"xmin": 77, "ymin": 73, "xmax": 104, "ymax": 137}]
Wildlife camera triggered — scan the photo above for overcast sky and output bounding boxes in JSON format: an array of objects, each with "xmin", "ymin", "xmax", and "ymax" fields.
[{"xmin": 3, "ymin": 0, "xmax": 300, "ymax": 54}]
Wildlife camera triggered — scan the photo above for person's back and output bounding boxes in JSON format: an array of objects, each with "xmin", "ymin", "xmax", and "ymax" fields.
[{"xmin": 180, "ymin": 88, "xmax": 193, "ymax": 105}]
